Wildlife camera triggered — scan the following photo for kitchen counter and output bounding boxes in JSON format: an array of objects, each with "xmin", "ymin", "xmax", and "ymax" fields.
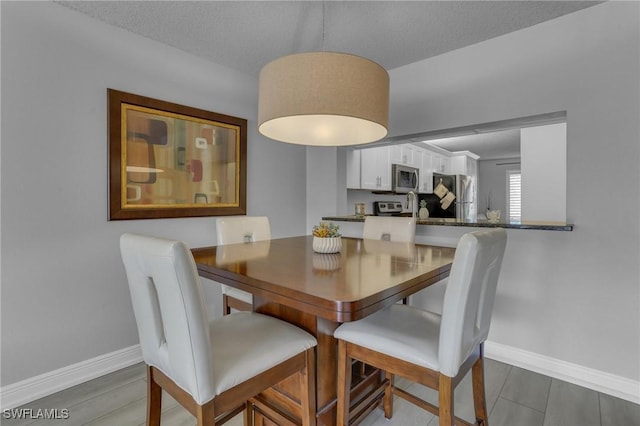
[{"xmin": 322, "ymin": 215, "xmax": 574, "ymax": 231}]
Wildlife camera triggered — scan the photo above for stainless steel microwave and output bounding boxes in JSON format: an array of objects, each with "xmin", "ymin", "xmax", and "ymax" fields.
[{"xmin": 392, "ymin": 164, "xmax": 419, "ymax": 193}]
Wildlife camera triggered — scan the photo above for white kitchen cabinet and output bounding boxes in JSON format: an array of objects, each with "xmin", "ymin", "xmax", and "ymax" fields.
[
  {"xmin": 404, "ymin": 144, "xmax": 417, "ymax": 166},
  {"xmin": 353, "ymin": 143, "xmax": 459, "ymax": 193},
  {"xmin": 360, "ymin": 146, "xmax": 391, "ymax": 190},
  {"xmin": 449, "ymin": 153, "xmax": 478, "ymax": 176},
  {"xmin": 442, "ymin": 156, "xmax": 450, "ymax": 173},
  {"xmin": 346, "ymin": 149, "xmax": 361, "ymax": 189},
  {"xmin": 390, "ymin": 145, "xmax": 402, "ymax": 164},
  {"xmin": 449, "ymin": 155, "xmax": 465, "ymax": 175},
  {"xmin": 432, "ymin": 154, "xmax": 450, "ymax": 174},
  {"xmin": 390, "ymin": 144, "xmax": 417, "ymax": 166},
  {"xmin": 467, "ymin": 156, "xmax": 478, "ymax": 177},
  {"xmin": 418, "ymin": 149, "xmax": 433, "ymax": 193}
]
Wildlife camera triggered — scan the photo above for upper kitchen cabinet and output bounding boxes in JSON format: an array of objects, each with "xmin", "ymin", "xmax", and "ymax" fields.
[
  {"xmin": 418, "ymin": 146, "xmax": 451, "ymax": 193},
  {"xmin": 348, "ymin": 143, "xmax": 452, "ymax": 193},
  {"xmin": 418, "ymin": 148, "xmax": 433, "ymax": 193},
  {"xmin": 449, "ymin": 152, "xmax": 479, "ymax": 176},
  {"xmin": 390, "ymin": 144, "xmax": 418, "ymax": 166},
  {"xmin": 360, "ymin": 146, "xmax": 391, "ymax": 190},
  {"xmin": 432, "ymin": 154, "xmax": 450, "ymax": 174}
]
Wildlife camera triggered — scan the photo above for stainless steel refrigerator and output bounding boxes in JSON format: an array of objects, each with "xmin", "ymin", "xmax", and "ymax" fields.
[{"xmin": 421, "ymin": 173, "xmax": 475, "ymax": 220}]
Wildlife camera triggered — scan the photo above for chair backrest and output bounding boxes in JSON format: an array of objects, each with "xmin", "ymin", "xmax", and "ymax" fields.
[
  {"xmin": 362, "ymin": 216, "xmax": 416, "ymax": 242},
  {"xmin": 438, "ymin": 228, "xmax": 507, "ymax": 377},
  {"xmin": 120, "ymin": 233, "xmax": 216, "ymax": 404},
  {"xmin": 216, "ymin": 216, "xmax": 271, "ymax": 245}
]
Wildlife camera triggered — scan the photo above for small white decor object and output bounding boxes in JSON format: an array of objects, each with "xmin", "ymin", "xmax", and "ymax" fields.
[
  {"xmin": 313, "ymin": 236, "xmax": 342, "ymax": 254},
  {"xmin": 312, "ymin": 221, "xmax": 342, "ymax": 253},
  {"xmin": 487, "ymin": 210, "xmax": 501, "ymax": 222},
  {"xmin": 419, "ymin": 200, "xmax": 429, "ymax": 219}
]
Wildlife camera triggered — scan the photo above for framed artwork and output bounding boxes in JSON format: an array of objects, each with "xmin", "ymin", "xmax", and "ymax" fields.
[{"xmin": 108, "ymin": 89, "xmax": 247, "ymax": 220}]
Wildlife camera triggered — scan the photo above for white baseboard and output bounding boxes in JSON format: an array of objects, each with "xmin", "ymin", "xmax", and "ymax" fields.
[
  {"xmin": 0, "ymin": 345, "xmax": 142, "ymax": 410},
  {"xmin": 485, "ymin": 340, "xmax": 640, "ymax": 404},
  {"xmin": 2, "ymin": 341, "xmax": 638, "ymax": 410}
]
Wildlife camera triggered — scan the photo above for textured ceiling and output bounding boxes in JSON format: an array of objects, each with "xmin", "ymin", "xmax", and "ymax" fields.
[{"xmin": 57, "ymin": 1, "xmax": 600, "ymax": 76}]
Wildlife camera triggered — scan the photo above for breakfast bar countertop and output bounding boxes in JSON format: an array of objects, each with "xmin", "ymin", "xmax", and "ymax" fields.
[{"xmin": 322, "ymin": 215, "xmax": 574, "ymax": 231}]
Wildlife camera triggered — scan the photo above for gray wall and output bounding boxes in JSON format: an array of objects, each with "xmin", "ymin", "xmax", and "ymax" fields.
[
  {"xmin": 312, "ymin": 1, "xmax": 640, "ymax": 383},
  {"xmin": 1, "ymin": 2, "xmax": 307, "ymax": 385},
  {"xmin": 521, "ymin": 123, "xmax": 567, "ymax": 222},
  {"xmin": 387, "ymin": 2, "xmax": 640, "ymax": 381},
  {"xmin": 477, "ymin": 158, "xmax": 520, "ymax": 215}
]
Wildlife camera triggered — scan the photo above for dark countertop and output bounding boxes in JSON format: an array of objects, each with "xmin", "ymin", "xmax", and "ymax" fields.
[{"xmin": 322, "ymin": 215, "xmax": 574, "ymax": 231}]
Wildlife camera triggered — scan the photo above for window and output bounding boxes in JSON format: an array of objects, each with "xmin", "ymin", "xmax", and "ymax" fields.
[{"xmin": 507, "ymin": 170, "xmax": 521, "ymax": 221}]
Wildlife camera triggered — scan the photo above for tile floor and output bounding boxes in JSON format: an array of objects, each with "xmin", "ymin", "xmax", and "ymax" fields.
[{"xmin": 2, "ymin": 359, "xmax": 639, "ymax": 426}]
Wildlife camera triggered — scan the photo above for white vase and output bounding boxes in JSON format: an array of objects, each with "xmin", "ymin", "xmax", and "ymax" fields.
[
  {"xmin": 419, "ymin": 207, "xmax": 429, "ymax": 219},
  {"xmin": 313, "ymin": 236, "xmax": 342, "ymax": 253}
]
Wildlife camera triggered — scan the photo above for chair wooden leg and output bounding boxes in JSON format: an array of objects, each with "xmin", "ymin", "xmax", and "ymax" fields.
[
  {"xmin": 472, "ymin": 349, "xmax": 489, "ymax": 426},
  {"xmin": 438, "ymin": 374, "xmax": 454, "ymax": 426},
  {"xmin": 146, "ymin": 366, "xmax": 162, "ymax": 426},
  {"xmin": 300, "ymin": 348, "xmax": 317, "ymax": 426},
  {"xmin": 383, "ymin": 371, "xmax": 394, "ymax": 419},
  {"xmin": 336, "ymin": 340, "xmax": 352, "ymax": 426},
  {"xmin": 244, "ymin": 401, "xmax": 253, "ymax": 426},
  {"xmin": 195, "ymin": 400, "xmax": 215, "ymax": 426}
]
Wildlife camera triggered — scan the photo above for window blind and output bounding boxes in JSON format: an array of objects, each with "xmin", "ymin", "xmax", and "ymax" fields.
[{"xmin": 507, "ymin": 171, "xmax": 521, "ymax": 221}]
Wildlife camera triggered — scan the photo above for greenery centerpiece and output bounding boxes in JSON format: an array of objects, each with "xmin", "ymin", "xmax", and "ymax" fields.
[{"xmin": 312, "ymin": 221, "xmax": 342, "ymax": 253}]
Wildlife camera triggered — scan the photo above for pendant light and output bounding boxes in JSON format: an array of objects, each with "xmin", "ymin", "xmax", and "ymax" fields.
[{"xmin": 257, "ymin": 4, "xmax": 389, "ymax": 146}]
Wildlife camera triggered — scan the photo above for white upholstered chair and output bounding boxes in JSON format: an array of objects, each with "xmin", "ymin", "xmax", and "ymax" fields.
[
  {"xmin": 362, "ymin": 216, "xmax": 416, "ymax": 242},
  {"xmin": 216, "ymin": 216, "xmax": 271, "ymax": 314},
  {"xmin": 334, "ymin": 228, "xmax": 507, "ymax": 426},
  {"xmin": 120, "ymin": 233, "xmax": 317, "ymax": 426},
  {"xmin": 363, "ymin": 216, "xmax": 416, "ymax": 305}
]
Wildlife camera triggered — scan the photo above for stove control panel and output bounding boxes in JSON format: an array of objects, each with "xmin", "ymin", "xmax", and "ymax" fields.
[{"xmin": 373, "ymin": 201, "xmax": 403, "ymax": 216}]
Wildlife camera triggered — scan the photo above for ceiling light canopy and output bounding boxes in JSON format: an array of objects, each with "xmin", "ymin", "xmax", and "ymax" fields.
[{"xmin": 258, "ymin": 52, "xmax": 389, "ymax": 146}]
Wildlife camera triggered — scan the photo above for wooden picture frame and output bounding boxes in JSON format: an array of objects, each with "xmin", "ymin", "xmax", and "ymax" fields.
[{"xmin": 108, "ymin": 89, "xmax": 247, "ymax": 220}]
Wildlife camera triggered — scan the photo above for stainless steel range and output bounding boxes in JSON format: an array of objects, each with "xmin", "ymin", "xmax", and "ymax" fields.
[{"xmin": 373, "ymin": 201, "xmax": 403, "ymax": 216}]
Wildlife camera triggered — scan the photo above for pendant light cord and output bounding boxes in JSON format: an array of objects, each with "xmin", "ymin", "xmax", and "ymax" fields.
[{"xmin": 321, "ymin": 1, "xmax": 326, "ymax": 51}]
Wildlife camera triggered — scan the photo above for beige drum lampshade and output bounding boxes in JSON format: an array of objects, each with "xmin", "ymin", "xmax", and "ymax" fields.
[{"xmin": 258, "ymin": 52, "xmax": 389, "ymax": 146}]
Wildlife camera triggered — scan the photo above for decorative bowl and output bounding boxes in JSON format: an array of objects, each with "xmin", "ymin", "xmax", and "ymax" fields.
[{"xmin": 312, "ymin": 236, "xmax": 342, "ymax": 254}]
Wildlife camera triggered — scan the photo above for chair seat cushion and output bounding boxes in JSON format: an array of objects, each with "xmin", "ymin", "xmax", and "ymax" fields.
[
  {"xmin": 211, "ymin": 312, "xmax": 316, "ymax": 395},
  {"xmin": 221, "ymin": 284, "xmax": 253, "ymax": 303},
  {"xmin": 334, "ymin": 304, "xmax": 441, "ymax": 370}
]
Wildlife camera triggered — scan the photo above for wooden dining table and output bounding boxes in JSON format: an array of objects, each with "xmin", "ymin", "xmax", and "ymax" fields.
[{"xmin": 192, "ymin": 235, "xmax": 455, "ymax": 426}]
